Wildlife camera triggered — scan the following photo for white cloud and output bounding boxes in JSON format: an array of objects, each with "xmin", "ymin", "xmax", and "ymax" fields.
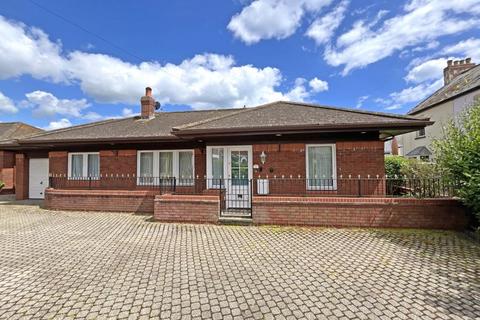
[
  {"xmin": 355, "ymin": 95, "xmax": 369, "ymax": 109},
  {"xmin": 441, "ymin": 38, "xmax": 480, "ymax": 61},
  {"xmin": 122, "ymin": 108, "xmax": 134, "ymax": 117},
  {"xmin": 324, "ymin": 0, "xmax": 480, "ymax": 74},
  {"xmin": 44, "ymin": 118, "xmax": 72, "ymax": 130},
  {"xmin": 0, "ymin": 15, "xmax": 316, "ymax": 110},
  {"xmin": 0, "ymin": 16, "xmax": 66, "ymax": 82},
  {"xmin": 384, "ymin": 78, "xmax": 443, "ymax": 109},
  {"xmin": 227, "ymin": 0, "xmax": 333, "ymax": 44},
  {"xmin": 0, "ymin": 91, "xmax": 18, "ymax": 114},
  {"xmin": 306, "ymin": 0, "xmax": 349, "ymax": 45},
  {"xmin": 404, "ymin": 58, "xmax": 447, "ymax": 84},
  {"xmin": 309, "ymin": 77, "xmax": 329, "ymax": 92},
  {"xmin": 282, "ymin": 77, "xmax": 329, "ymax": 101},
  {"xmin": 25, "ymin": 91, "xmax": 90, "ymax": 118}
]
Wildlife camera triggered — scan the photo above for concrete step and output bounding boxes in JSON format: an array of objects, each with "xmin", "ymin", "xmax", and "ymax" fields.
[{"xmin": 218, "ymin": 216, "xmax": 253, "ymax": 226}]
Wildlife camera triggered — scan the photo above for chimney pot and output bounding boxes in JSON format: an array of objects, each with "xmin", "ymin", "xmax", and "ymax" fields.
[
  {"xmin": 444, "ymin": 58, "xmax": 476, "ymax": 85},
  {"xmin": 145, "ymin": 87, "xmax": 152, "ymax": 96},
  {"xmin": 140, "ymin": 87, "xmax": 155, "ymax": 119}
]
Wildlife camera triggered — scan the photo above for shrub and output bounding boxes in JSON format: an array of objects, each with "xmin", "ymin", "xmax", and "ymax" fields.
[
  {"xmin": 433, "ymin": 103, "xmax": 480, "ymax": 227},
  {"xmin": 385, "ymin": 156, "xmax": 407, "ymax": 178},
  {"xmin": 0, "ymin": 181, "xmax": 4, "ymax": 190},
  {"xmin": 385, "ymin": 155, "xmax": 437, "ymax": 178}
]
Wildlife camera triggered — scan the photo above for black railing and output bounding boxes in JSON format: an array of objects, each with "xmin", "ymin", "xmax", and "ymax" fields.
[
  {"xmin": 49, "ymin": 175, "xmax": 177, "ymax": 194},
  {"xmin": 48, "ymin": 175, "xmax": 459, "ymax": 199}
]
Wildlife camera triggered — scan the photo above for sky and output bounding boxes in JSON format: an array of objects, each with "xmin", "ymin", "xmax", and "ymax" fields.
[{"xmin": 0, "ymin": 0, "xmax": 479, "ymax": 130}]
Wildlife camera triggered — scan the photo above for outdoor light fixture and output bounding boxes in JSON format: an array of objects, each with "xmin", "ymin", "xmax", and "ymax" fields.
[{"xmin": 260, "ymin": 151, "xmax": 267, "ymax": 164}]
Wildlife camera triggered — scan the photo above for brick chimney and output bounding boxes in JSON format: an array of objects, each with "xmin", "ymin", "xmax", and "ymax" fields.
[
  {"xmin": 140, "ymin": 87, "xmax": 155, "ymax": 119},
  {"xmin": 443, "ymin": 58, "xmax": 475, "ymax": 85}
]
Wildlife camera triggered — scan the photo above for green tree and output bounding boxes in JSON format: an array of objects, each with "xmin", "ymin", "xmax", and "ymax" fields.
[{"xmin": 433, "ymin": 103, "xmax": 480, "ymax": 226}]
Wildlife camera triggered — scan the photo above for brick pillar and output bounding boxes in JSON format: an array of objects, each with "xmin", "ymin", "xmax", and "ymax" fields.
[{"xmin": 15, "ymin": 153, "xmax": 29, "ymax": 200}]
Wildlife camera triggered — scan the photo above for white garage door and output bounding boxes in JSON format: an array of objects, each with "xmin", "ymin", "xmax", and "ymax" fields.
[{"xmin": 29, "ymin": 158, "xmax": 49, "ymax": 199}]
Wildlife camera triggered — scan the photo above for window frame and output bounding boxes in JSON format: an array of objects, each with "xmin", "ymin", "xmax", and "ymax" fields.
[
  {"xmin": 67, "ymin": 152, "xmax": 100, "ymax": 180},
  {"xmin": 136, "ymin": 149, "xmax": 195, "ymax": 186},
  {"xmin": 305, "ymin": 144, "xmax": 337, "ymax": 191},
  {"xmin": 416, "ymin": 128, "xmax": 426, "ymax": 138}
]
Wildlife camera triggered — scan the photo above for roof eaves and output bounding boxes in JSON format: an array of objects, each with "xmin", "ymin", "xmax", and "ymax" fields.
[{"xmin": 173, "ymin": 120, "xmax": 433, "ymax": 137}]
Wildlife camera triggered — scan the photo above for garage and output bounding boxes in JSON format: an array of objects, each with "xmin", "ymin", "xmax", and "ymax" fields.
[{"xmin": 29, "ymin": 158, "xmax": 49, "ymax": 199}]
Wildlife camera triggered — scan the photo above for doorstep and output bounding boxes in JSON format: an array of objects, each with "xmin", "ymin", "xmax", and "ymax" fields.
[{"xmin": 218, "ymin": 216, "xmax": 253, "ymax": 226}]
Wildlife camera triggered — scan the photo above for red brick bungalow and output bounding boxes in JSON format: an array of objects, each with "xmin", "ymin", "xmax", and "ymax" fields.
[{"xmin": 6, "ymin": 88, "xmax": 468, "ymax": 229}]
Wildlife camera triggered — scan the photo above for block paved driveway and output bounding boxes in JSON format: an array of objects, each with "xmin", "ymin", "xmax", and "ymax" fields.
[{"xmin": 0, "ymin": 204, "xmax": 479, "ymax": 320}]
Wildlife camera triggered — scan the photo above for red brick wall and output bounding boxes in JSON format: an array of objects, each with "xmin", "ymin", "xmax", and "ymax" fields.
[
  {"xmin": 0, "ymin": 168, "xmax": 15, "ymax": 189},
  {"xmin": 0, "ymin": 151, "xmax": 15, "ymax": 168},
  {"xmin": 252, "ymin": 141, "xmax": 385, "ymax": 196},
  {"xmin": 154, "ymin": 194, "xmax": 218, "ymax": 223},
  {"xmin": 253, "ymin": 197, "xmax": 468, "ymax": 230},
  {"xmin": 336, "ymin": 141, "xmax": 385, "ymax": 177},
  {"xmin": 49, "ymin": 151, "xmax": 68, "ymax": 176},
  {"xmin": 100, "ymin": 150, "xmax": 137, "ymax": 176},
  {"xmin": 44, "ymin": 189, "xmax": 157, "ymax": 213},
  {"xmin": 15, "ymin": 153, "xmax": 28, "ymax": 200}
]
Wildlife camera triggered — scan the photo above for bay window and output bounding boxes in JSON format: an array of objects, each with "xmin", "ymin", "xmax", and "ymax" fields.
[
  {"xmin": 306, "ymin": 144, "xmax": 336, "ymax": 190},
  {"xmin": 137, "ymin": 150, "xmax": 194, "ymax": 185},
  {"xmin": 68, "ymin": 152, "xmax": 100, "ymax": 179}
]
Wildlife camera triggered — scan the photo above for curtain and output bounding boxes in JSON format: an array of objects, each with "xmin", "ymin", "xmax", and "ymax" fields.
[
  {"xmin": 159, "ymin": 152, "xmax": 173, "ymax": 178},
  {"xmin": 87, "ymin": 154, "xmax": 99, "ymax": 178},
  {"xmin": 308, "ymin": 146, "xmax": 333, "ymax": 187},
  {"xmin": 140, "ymin": 152, "xmax": 153, "ymax": 177},
  {"xmin": 179, "ymin": 151, "xmax": 193, "ymax": 185},
  {"xmin": 71, "ymin": 155, "xmax": 83, "ymax": 178}
]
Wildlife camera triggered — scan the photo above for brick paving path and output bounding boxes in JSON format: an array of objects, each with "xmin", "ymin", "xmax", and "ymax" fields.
[{"xmin": 0, "ymin": 204, "xmax": 479, "ymax": 319}]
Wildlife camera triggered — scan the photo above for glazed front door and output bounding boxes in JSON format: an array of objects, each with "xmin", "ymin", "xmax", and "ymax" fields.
[{"xmin": 226, "ymin": 147, "xmax": 251, "ymax": 209}]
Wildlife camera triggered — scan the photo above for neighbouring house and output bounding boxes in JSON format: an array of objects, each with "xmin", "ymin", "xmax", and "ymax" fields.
[
  {"xmin": 0, "ymin": 122, "xmax": 44, "ymax": 194},
  {"xmin": 2, "ymin": 88, "xmax": 469, "ymax": 229},
  {"xmin": 400, "ymin": 58, "xmax": 480, "ymax": 161}
]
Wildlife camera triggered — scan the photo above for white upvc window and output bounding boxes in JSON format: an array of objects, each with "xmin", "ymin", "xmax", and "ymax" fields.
[
  {"xmin": 206, "ymin": 146, "xmax": 226, "ymax": 188},
  {"xmin": 306, "ymin": 144, "xmax": 337, "ymax": 190},
  {"xmin": 137, "ymin": 150, "xmax": 194, "ymax": 186},
  {"xmin": 68, "ymin": 152, "xmax": 100, "ymax": 179}
]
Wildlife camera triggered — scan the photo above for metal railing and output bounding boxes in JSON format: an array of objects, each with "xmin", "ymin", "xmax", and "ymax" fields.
[
  {"xmin": 49, "ymin": 175, "xmax": 458, "ymax": 198},
  {"xmin": 49, "ymin": 175, "xmax": 177, "ymax": 194}
]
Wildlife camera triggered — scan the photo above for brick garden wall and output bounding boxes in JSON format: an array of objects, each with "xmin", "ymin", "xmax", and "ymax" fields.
[
  {"xmin": 253, "ymin": 197, "xmax": 468, "ymax": 230},
  {"xmin": 44, "ymin": 189, "xmax": 157, "ymax": 213},
  {"xmin": 154, "ymin": 194, "xmax": 219, "ymax": 224}
]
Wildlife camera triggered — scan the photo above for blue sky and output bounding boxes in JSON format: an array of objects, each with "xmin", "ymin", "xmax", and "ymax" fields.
[{"xmin": 0, "ymin": 0, "xmax": 479, "ymax": 130}]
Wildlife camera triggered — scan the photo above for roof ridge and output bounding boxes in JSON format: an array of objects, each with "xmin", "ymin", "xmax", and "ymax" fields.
[
  {"xmin": 172, "ymin": 107, "xmax": 256, "ymax": 130},
  {"xmin": 157, "ymin": 107, "xmax": 240, "ymax": 114},
  {"xmin": 275, "ymin": 101, "xmax": 427, "ymax": 120},
  {"xmin": 21, "ymin": 117, "xmax": 132, "ymax": 140}
]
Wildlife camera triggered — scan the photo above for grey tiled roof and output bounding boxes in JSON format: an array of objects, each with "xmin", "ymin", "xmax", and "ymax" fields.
[
  {"xmin": 20, "ymin": 101, "xmax": 430, "ymax": 144},
  {"xmin": 0, "ymin": 122, "xmax": 43, "ymax": 144},
  {"xmin": 22, "ymin": 109, "xmax": 240, "ymax": 143},
  {"xmin": 174, "ymin": 101, "xmax": 429, "ymax": 132},
  {"xmin": 406, "ymin": 146, "xmax": 432, "ymax": 157},
  {"xmin": 409, "ymin": 65, "xmax": 480, "ymax": 115}
]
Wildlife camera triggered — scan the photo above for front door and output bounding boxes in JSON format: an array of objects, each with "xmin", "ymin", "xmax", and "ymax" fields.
[
  {"xmin": 29, "ymin": 158, "xmax": 49, "ymax": 199},
  {"xmin": 226, "ymin": 147, "xmax": 252, "ymax": 209}
]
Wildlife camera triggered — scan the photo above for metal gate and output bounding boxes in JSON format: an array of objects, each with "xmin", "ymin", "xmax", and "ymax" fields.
[{"xmin": 219, "ymin": 179, "xmax": 252, "ymax": 218}]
